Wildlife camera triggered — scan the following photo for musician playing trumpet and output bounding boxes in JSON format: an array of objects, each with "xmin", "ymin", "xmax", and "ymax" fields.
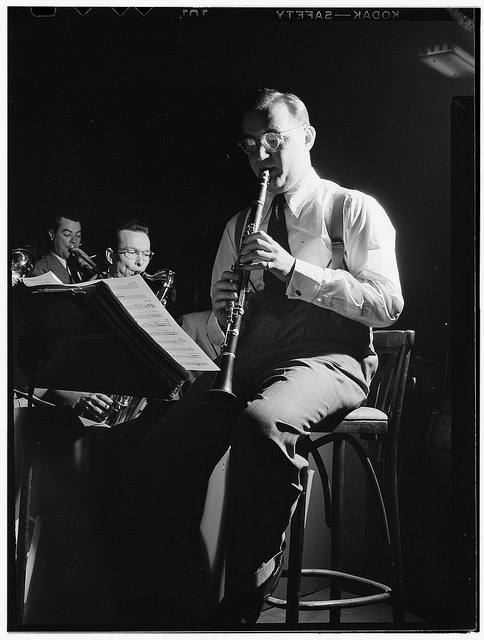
[
  {"xmin": 26, "ymin": 219, "xmax": 156, "ymax": 424},
  {"xmin": 31, "ymin": 213, "xmax": 85, "ymax": 284},
  {"xmin": 112, "ymin": 88, "xmax": 404, "ymax": 629}
]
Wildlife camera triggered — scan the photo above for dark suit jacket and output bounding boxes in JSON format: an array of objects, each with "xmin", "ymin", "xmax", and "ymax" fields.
[{"xmin": 31, "ymin": 252, "xmax": 75, "ymax": 284}]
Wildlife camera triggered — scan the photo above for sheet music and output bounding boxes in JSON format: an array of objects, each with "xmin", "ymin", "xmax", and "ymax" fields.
[
  {"xmin": 21, "ymin": 272, "xmax": 66, "ymax": 286},
  {"xmin": 103, "ymin": 275, "xmax": 219, "ymax": 372},
  {"xmin": 22, "ymin": 272, "xmax": 219, "ymax": 372}
]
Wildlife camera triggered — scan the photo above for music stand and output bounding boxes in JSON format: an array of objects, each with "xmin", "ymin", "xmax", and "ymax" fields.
[{"xmin": 11, "ymin": 284, "xmax": 189, "ymax": 626}]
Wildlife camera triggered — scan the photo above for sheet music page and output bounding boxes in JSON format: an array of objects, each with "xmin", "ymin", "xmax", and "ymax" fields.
[
  {"xmin": 21, "ymin": 271, "xmax": 66, "ymax": 286},
  {"xmin": 103, "ymin": 275, "xmax": 219, "ymax": 372},
  {"xmin": 22, "ymin": 272, "xmax": 101, "ymax": 288}
]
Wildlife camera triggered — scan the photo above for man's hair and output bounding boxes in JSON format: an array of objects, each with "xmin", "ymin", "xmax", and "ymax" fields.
[
  {"xmin": 249, "ymin": 88, "xmax": 310, "ymax": 125},
  {"xmin": 110, "ymin": 219, "xmax": 150, "ymax": 250},
  {"xmin": 47, "ymin": 213, "xmax": 81, "ymax": 234}
]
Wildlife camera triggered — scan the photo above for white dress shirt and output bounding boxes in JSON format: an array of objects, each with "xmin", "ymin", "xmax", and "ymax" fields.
[{"xmin": 211, "ymin": 168, "xmax": 403, "ymax": 332}]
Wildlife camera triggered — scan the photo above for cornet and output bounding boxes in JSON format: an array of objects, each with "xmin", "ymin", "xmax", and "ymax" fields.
[{"xmin": 69, "ymin": 245, "xmax": 102, "ymax": 276}]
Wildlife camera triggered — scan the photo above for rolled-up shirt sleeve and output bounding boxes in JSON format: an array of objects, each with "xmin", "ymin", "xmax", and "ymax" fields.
[
  {"xmin": 286, "ymin": 191, "xmax": 403, "ymax": 327},
  {"xmin": 212, "ymin": 177, "xmax": 403, "ymax": 330}
]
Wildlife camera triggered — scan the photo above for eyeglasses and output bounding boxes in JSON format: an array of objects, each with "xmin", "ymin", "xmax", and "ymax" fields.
[
  {"xmin": 117, "ymin": 248, "xmax": 154, "ymax": 261},
  {"xmin": 238, "ymin": 123, "xmax": 308, "ymax": 154}
]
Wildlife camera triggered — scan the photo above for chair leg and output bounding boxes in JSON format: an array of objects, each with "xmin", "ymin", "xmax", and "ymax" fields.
[
  {"xmin": 386, "ymin": 448, "xmax": 406, "ymax": 624},
  {"xmin": 329, "ymin": 438, "xmax": 345, "ymax": 625},
  {"xmin": 285, "ymin": 465, "xmax": 309, "ymax": 627}
]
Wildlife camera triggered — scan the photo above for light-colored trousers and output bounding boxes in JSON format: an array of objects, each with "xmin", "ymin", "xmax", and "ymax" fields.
[{"xmin": 117, "ymin": 303, "xmax": 377, "ymax": 621}]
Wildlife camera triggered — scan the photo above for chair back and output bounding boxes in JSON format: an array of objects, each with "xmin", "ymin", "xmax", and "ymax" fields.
[{"xmin": 368, "ymin": 329, "xmax": 415, "ymax": 436}]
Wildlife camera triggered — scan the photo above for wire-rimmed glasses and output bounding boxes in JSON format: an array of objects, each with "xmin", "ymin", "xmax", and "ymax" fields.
[
  {"xmin": 116, "ymin": 248, "xmax": 154, "ymax": 261},
  {"xmin": 238, "ymin": 123, "xmax": 308, "ymax": 154}
]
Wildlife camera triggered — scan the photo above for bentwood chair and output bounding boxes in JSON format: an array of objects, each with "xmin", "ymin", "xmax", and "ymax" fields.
[{"xmin": 266, "ymin": 329, "xmax": 415, "ymax": 628}]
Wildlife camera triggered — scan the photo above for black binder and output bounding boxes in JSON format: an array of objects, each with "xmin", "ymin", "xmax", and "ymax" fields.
[{"xmin": 13, "ymin": 279, "xmax": 190, "ymax": 398}]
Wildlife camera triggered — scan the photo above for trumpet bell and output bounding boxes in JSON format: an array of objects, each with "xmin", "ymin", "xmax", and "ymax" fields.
[{"xmin": 11, "ymin": 248, "xmax": 35, "ymax": 285}]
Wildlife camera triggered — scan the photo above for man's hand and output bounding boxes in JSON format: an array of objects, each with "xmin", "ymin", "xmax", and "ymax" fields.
[
  {"xmin": 238, "ymin": 230, "xmax": 295, "ymax": 281},
  {"xmin": 212, "ymin": 270, "xmax": 242, "ymax": 328},
  {"xmin": 76, "ymin": 393, "xmax": 113, "ymax": 422},
  {"xmin": 212, "ymin": 230, "xmax": 296, "ymax": 329}
]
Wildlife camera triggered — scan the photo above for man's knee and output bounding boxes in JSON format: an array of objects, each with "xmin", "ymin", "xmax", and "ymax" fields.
[{"xmin": 230, "ymin": 404, "xmax": 306, "ymax": 478}]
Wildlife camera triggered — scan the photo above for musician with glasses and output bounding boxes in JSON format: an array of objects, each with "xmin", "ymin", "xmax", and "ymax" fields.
[
  {"xmin": 73, "ymin": 219, "xmax": 155, "ymax": 420},
  {"xmin": 112, "ymin": 88, "xmax": 404, "ymax": 629},
  {"xmin": 104, "ymin": 219, "xmax": 154, "ymax": 279},
  {"xmin": 28, "ymin": 220, "xmax": 156, "ymax": 422}
]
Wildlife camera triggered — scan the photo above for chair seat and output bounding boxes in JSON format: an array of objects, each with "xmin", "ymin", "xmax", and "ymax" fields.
[
  {"xmin": 326, "ymin": 406, "xmax": 388, "ymax": 435},
  {"xmin": 343, "ymin": 406, "xmax": 387, "ymax": 422}
]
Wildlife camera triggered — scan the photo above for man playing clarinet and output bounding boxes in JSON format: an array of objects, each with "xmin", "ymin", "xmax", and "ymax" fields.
[{"xmin": 113, "ymin": 88, "xmax": 404, "ymax": 630}]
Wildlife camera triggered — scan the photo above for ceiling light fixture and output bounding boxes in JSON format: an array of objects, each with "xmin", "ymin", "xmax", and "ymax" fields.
[{"xmin": 418, "ymin": 44, "xmax": 474, "ymax": 78}]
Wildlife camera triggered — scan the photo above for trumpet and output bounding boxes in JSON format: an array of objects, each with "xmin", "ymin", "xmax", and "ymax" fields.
[
  {"xmin": 207, "ymin": 168, "xmax": 270, "ymax": 400},
  {"xmin": 69, "ymin": 245, "xmax": 102, "ymax": 276}
]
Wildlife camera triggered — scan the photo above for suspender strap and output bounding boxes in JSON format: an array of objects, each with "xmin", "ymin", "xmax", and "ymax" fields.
[{"xmin": 331, "ymin": 188, "xmax": 347, "ymax": 270}]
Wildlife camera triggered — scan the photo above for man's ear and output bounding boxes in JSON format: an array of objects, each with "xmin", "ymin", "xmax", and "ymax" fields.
[
  {"xmin": 105, "ymin": 248, "xmax": 114, "ymax": 265},
  {"xmin": 305, "ymin": 125, "xmax": 316, "ymax": 151}
]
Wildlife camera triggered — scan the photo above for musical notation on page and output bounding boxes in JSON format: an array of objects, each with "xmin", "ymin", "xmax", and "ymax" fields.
[
  {"xmin": 100, "ymin": 275, "xmax": 219, "ymax": 372},
  {"xmin": 22, "ymin": 272, "xmax": 219, "ymax": 372}
]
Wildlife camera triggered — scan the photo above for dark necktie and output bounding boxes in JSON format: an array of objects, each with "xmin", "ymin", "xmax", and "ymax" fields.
[
  {"xmin": 263, "ymin": 194, "xmax": 298, "ymax": 318},
  {"xmin": 67, "ymin": 256, "xmax": 81, "ymax": 283}
]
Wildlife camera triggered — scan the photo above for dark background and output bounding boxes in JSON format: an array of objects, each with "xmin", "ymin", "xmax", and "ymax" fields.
[
  {"xmin": 9, "ymin": 7, "xmax": 475, "ymax": 342},
  {"xmin": 8, "ymin": 6, "xmax": 477, "ymax": 629}
]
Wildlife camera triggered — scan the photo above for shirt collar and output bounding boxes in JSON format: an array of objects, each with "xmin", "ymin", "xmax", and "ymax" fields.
[{"xmin": 267, "ymin": 168, "xmax": 321, "ymax": 218}]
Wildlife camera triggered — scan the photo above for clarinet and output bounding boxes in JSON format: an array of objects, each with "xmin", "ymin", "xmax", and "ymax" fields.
[{"xmin": 207, "ymin": 168, "xmax": 270, "ymax": 400}]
